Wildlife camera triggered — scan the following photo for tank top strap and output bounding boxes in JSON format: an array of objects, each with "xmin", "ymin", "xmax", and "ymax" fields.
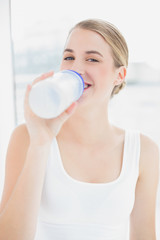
[
  {"xmin": 49, "ymin": 138, "xmax": 61, "ymax": 171},
  {"xmin": 46, "ymin": 130, "xmax": 141, "ymax": 185},
  {"xmin": 123, "ymin": 129, "xmax": 141, "ymax": 179}
]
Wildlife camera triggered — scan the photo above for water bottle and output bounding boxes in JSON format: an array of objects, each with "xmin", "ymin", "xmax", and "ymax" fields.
[{"xmin": 29, "ymin": 70, "xmax": 84, "ymax": 119}]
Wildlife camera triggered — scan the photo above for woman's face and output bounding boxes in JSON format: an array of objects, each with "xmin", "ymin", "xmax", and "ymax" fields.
[{"xmin": 60, "ymin": 28, "xmax": 121, "ymax": 105}]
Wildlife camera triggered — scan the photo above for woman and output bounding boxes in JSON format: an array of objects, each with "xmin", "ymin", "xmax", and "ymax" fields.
[{"xmin": 0, "ymin": 19, "xmax": 159, "ymax": 240}]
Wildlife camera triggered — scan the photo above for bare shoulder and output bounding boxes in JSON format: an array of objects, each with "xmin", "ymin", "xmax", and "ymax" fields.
[
  {"xmin": 10, "ymin": 123, "xmax": 29, "ymax": 143},
  {"xmin": 5, "ymin": 123, "xmax": 30, "ymax": 179},
  {"xmin": 139, "ymin": 133, "xmax": 159, "ymax": 176},
  {"xmin": 6, "ymin": 123, "xmax": 30, "ymax": 160},
  {"xmin": 0, "ymin": 123, "xmax": 30, "ymax": 212},
  {"xmin": 130, "ymin": 134, "xmax": 159, "ymax": 238}
]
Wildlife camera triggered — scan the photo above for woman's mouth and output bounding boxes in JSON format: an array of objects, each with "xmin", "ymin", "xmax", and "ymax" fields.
[{"xmin": 84, "ymin": 83, "xmax": 92, "ymax": 90}]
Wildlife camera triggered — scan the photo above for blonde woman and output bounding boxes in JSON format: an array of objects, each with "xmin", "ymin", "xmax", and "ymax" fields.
[{"xmin": 0, "ymin": 19, "xmax": 159, "ymax": 240}]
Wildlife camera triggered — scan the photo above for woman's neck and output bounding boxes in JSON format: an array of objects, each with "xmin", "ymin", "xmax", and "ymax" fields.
[{"xmin": 58, "ymin": 105, "xmax": 114, "ymax": 146}]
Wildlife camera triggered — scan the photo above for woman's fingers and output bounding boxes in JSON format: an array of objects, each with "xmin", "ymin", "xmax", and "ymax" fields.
[
  {"xmin": 24, "ymin": 84, "xmax": 31, "ymax": 108},
  {"xmin": 56, "ymin": 102, "xmax": 78, "ymax": 124},
  {"xmin": 47, "ymin": 102, "xmax": 78, "ymax": 137},
  {"xmin": 24, "ymin": 84, "xmax": 36, "ymax": 120},
  {"xmin": 24, "ymin": 71, "xmax": 78, "ymax": 139},
  {"xmin": 25, "ymin": 71, "xmax": 54, "ymax": 107},
  {"xmin": 24, "ymin": 71, "xmax": 54, "ymax": 117},
  {"xmin": 32, "ymin": 71, "xmax": 54, "ymax": 86}
]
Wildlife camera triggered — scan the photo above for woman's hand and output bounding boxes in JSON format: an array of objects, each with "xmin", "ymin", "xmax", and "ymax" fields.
[{"xmin": 24, "ymin": 71, "xmax": 77, "ymax": 145}]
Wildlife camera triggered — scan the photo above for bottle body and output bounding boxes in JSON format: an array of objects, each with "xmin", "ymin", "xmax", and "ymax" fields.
[{"xmin": 29, "ymin": 70, "xmax": 84, "ymax": 119}]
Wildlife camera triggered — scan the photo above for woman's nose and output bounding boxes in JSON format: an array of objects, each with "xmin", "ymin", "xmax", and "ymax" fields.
[{"xmin": 70, "ymin": 61, "xmax": 85, "ymax": 76}]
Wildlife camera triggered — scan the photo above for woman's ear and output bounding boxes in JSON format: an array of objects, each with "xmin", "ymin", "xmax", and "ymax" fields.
[{"xmin": 114, "ymin": 66, "xmax": 127, "ymax": 86}]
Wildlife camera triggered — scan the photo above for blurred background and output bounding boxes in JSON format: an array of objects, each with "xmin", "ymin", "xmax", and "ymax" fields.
[
  {"xmin": 0, "ymin": 0, "xmax": 160, "ymax": 238},
  {"xmin": 11, "ymin": 0, "xmax": 160, "ymax": 141}
]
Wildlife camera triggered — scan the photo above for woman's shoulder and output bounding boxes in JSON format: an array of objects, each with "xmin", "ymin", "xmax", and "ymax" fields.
[
  {"xmin": 115, "ymin": 126, "xmax": 159, "ymax": 165},
  {"xmin": 10, "ymin": 123, "xmax": 29, "ymax": 141},
  {"xmin": 125, "ymin": 129, "xmax": 159, "ymax": 166},
  {"xmin": 7, "ymin": 123, "xmax": 30, "ymax": 153},
  {"xmin": 139, "ymin": 132, "xmax": 159, "ymax": 175},
  {"xmin": 0, "ymin": 124, "xmax": 30, "ymax": 213},
  {"xmin": 140, "ymin": 132, "xmax": 159, "ymax": 158}
]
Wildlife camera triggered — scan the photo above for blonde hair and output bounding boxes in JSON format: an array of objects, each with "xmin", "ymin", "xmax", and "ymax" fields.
[{"xmin": 69, "ymin": 19, "xmax": 129, "ymax": 97}]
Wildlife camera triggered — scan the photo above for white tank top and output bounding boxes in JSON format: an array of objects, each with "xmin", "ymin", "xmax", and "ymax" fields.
[{"xmin": 34, "ymin": 130, "xmax": 140, "ymax": 240}]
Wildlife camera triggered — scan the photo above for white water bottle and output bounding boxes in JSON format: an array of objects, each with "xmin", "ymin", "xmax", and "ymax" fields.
[{"xmin": 29, "ymin": 70, "xmax": 84, "ymax": 119}]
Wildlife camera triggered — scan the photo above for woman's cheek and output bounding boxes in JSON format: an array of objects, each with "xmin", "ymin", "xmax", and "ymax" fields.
[{"xmin": 60, "ymin": 62, "xmax": 69, "ymax": 70}]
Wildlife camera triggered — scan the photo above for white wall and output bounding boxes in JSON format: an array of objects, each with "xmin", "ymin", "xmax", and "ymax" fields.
[{"xmin": 0, "ymin": 0, "xmax": 16, "ymax": 197}]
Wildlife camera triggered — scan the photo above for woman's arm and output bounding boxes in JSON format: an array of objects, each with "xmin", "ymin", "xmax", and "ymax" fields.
[
  {"xmin": 0, "ymin": 124, "xmax": 51, "ymax": 240},
  {"xmin": 130, "ymin": 134, "xmax": 159, "ymax": 240},
  {"xmin": 0, "ymin": 72, "xmax": 77, "ymax": 240}
]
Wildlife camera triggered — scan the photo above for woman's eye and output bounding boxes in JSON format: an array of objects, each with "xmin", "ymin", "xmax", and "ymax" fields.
[
  {"xmin": 64, "ymin": 56, "xmax": 74, "ymax": 61},
  {"xmin": 87, "ymin": 58, "xmax": 99, "ymax": 62}
]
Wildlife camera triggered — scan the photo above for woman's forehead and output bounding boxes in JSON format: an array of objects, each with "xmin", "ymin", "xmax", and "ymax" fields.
[{"xmin": 65, "ymin": 28, "xmax": 112, "ymax": 55}]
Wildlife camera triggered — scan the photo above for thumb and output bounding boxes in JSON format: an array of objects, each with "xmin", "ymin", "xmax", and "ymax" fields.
[
  {"xmin": 48, "ymin": 102, "xmax": 78, "ymax": 138},
  {"xmin": 57, "ymin": 102, "xmax": 77, "ymax": 123},
  {"xmin": 65, "ymin": 102, "xmax": 78, "ymax": 115}
]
